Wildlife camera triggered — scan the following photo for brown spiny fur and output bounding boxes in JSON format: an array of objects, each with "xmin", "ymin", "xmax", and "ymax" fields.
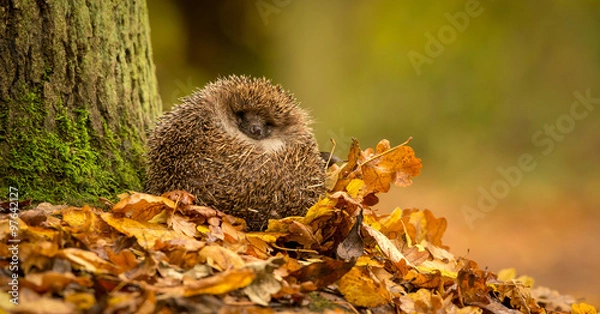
[{"xmin": 145, "ymin": 75, "xmax": 325, "ymax": 230}]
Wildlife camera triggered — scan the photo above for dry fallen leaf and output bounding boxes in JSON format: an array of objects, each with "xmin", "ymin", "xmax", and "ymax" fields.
[
  {"xmin": 242, "ymin": 257, "xmax": 286, "ymax": 306},
  {"xmin": 179, "ymin": 268, "xmax": 256, "ymax": 296},
  {"xmin": 338, "ymin": 266, "xmax": 391, "ymax": 308},
  {"xmin": 331, "ymin": 138, "xmax": 422, "ymax": 195},
  {"xmin": 198, "ymin": 244, "xmax": 246, "ymax": 271},
  {"xmin": 111, "ymin": 192, "xmax": 176, "ymax": 222}
]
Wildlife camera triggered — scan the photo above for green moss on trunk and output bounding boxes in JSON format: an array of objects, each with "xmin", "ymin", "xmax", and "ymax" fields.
[{"xmin": 0, "ymin": 0, "xmax": 161, "ymax": 204}]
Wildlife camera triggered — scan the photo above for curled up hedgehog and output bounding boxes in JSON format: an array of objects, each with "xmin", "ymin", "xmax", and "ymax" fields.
[{"xmin": 145, "ymin": 75, "xmax": 326, "ymax": 230}]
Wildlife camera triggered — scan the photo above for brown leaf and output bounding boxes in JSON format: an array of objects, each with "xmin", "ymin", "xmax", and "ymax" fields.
[
  {"xmin": 336, "ymin": 209, "xmax": 364, "ymax": 262},
  {"xmin": 161, "ymin": 190, "xmax": 196, "ymax": 206},
  {"xmin": 171, "ymin": 214, "xmax": 199, "ymax": 237},
  {"xmin": 286, "ymin": 259, "xmax": 355, "ymax": 290},
  {"xmin": 457, "ymin": 259, "xmax": 494, "ymax": 306}
]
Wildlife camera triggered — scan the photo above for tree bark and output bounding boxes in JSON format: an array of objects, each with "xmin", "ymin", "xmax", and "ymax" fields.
[{"xmin": 0, "ymin": 0, "xmax": 162, "ymax": 204}]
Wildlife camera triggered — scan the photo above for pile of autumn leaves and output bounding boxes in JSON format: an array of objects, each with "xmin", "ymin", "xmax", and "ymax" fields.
[{"xmin": 1, "ymin": 139, "xmax": 597, "ymax": 313}]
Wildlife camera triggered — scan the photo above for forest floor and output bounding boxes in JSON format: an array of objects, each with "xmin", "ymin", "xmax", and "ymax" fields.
[{"xmin": 378, "ymin": 179, "xmax": 600, "ymax": 308}]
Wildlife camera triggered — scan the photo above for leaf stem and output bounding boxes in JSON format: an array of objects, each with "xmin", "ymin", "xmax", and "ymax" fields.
[{"xmin": 358, "ymin": 137, "xmax": 413, "ymax": 167}]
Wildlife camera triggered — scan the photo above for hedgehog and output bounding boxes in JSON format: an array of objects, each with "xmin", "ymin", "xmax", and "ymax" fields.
[{"xmin": 145, "ymin": 75, "xmax": 326, "ymax": 230}]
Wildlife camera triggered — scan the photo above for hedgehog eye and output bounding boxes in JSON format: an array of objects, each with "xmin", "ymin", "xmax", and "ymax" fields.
[
  {"xmin": 264, "ymin": 122, "xmax": 274, "ymax": 136},
  {"xmin": 234, "ymin": 111, "xmax": 245, "ymax": 123}
]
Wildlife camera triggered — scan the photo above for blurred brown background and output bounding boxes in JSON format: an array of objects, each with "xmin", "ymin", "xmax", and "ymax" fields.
[{"xmin": 147, "ymin": 1, "xmax": 600, "ymax": 305}]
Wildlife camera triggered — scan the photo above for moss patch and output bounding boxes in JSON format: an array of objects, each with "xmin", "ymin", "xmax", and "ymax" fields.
[{"xmin": 1, "ymin": 83, "xmax": 144, "ymax": 205}]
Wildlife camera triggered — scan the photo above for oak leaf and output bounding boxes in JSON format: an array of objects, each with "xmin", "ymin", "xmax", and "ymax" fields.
[{"xmin": 338, "ymin": 266, "xmax": 391, "ymax": 308}]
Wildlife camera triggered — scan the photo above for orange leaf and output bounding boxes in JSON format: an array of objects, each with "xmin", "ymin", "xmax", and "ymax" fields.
[
  {"xmin": 361, "ymin": 139, "xmax": 422, "ymax": 194},
  {"xmin": 111, "ymin": 192, "xmax": 176, "ymax": 222}
]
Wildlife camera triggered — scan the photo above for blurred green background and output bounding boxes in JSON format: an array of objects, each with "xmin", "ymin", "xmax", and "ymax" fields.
[{"xmin": 147, "ymin": 0, "xmax": 599, "ymax": 305}]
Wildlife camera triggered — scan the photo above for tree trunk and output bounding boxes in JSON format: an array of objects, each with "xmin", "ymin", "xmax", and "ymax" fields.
[{"xmin": 0, "ymin": 0, "xmax": 162, "ymax": 204}]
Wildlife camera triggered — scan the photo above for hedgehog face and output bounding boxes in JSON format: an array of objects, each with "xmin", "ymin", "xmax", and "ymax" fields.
[
  {"xmin": 235, "ymin": 110, "xmax": 273, "ymax": 140},
  {"xmin": 230, "ymin": 107, "xmax": 287, "ymax": 152},
  {"xmin": 207, "ymin": 77, "xmax": 309, "ymax": 152}
]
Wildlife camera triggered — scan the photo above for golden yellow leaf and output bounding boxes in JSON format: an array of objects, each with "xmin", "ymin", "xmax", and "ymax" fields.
[
  {"xmin": 335, "ymin": 138, "xmax": 362, "ymax": 189},
  {"xmin": 572, "ymin": 303, "xmax": 598, "ymax": 314},
  {"xmin": 197, "ymin": 224, "xmax": 210, "ymax": 234},
  {"xmin": 60, "ymin": 206, "xmax": 93, "ymax": 231},
  {"xmin": 302, "ymin": 197, "xmax": 338, "ymax": 224},
  {"xmin": 338, "ymin": 266, "xmax": 391, "ymax": 308},
  {"xmin": 417, "ymin": 259, "xmax": 458, "ymax": 279},
  {"xmin": 20, "ymin": 218, "xmax": 59, "ymax": 241},
  {"xmin": 101, "ymin": 213, "xmax": 198, "ymax": 250},
  {"xmin": 246, "ymin": 232, "xmax": 281, "ymax": 244},
  {"xmin": 497, "ymin": 268, "xmax": 517, "ymax": 281},
  {"xmin": 179, "ymin": 268, "xmax": 256, "ymax": 296},
  {"xmin": 355, "ymin": 255, "xmax": 384, "ymax": 267},
  {"xmin": 346, "ymin": 179, "xmax": 365, "ymax": 198},
  {"xmin": 379, "ymin": 207, "xmax": 405, "ymax": 235},
  {"xmin": 497, "ymin": 268, "xmax": 535, "ymax": 288},
  {"xmin": 64, "ymin": 292, "xmax": 96, "ymax": 311},
  {"xmin": 398, "ymin": 289, "xmax": 442, "ymax": 313}
]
